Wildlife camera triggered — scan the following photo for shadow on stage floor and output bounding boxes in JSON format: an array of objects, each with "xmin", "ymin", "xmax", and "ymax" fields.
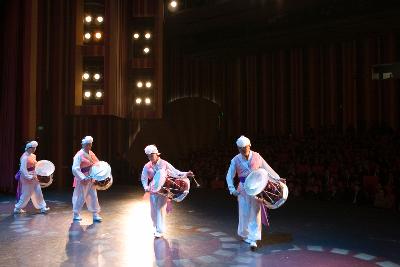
[{"xmin": 0, "ymin": 186, "xmax": 399, "ymax": 266}]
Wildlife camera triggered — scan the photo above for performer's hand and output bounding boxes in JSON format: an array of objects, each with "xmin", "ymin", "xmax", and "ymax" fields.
[
  {"xmin": 230, "ymin": 190, "xmax": 240, "ymax": 197},
  {"xmin": 144, "ymin": 187, "xmax": 150, "ymax": 192},
  {"xmin": 187, "ymin": 171, "xmax": 194, "ymax": 177}
]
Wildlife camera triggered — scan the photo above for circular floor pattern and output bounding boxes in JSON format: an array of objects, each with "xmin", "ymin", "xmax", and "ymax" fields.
[
  {"xmin": 152, "ymin": 225, "xmax": 400, "ymax": 267},
  {"xmin": 1, "ymin": 199, "xmax": 399, "ymax": 267}
]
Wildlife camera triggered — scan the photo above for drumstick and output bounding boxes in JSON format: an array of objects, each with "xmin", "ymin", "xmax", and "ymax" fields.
[{"xmin": 190, "ymin": 175, "xmax": 201, "ymax": 187}]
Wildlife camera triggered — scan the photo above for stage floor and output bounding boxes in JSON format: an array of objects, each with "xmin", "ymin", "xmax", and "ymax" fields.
[{"xmin": 0, "ymin": 186, "xmax": 399, "ymax": 267}]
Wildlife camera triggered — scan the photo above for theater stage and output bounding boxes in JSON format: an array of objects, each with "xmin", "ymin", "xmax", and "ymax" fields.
[{"xmin": 0, "ymin": 186, "xmax": 399, "ymax": 267}]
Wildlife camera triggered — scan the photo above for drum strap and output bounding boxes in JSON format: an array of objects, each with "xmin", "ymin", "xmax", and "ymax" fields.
[{"xmin": 261, "ymin": 204, "xmax": 270, "ymax": 227}]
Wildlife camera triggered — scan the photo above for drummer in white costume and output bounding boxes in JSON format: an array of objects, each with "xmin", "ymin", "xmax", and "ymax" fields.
[
  {"xmin": 141, "ymin": 145, "xmax": 193, "ymax": 238},
  {"xmin": 14, "ymin": 141, "xmax": 50, "ymax": 214},
  {"xmin": 226, "ymin": 135, "xmax": 281, "ymax": 250},
  {"xmin": 71, "ymin": 136, "xmax": 102, "ymax": 222}
]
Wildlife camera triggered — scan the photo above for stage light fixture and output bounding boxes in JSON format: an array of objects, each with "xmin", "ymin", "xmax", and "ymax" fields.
[
  {"xmin": 95, "ymin": 91, "xmax": 103, "ymax": 98},
  {"xmin": 137, "ymin": 81, "xmax": 143, "ymax": 88},
  {"xmin": 82, "ymin": 72, "xmax": 90, "ymax": 80},
  {"xmin": 145, "ymin": 32, "xmax": 151, "ymax": 39},
  {"xmin": 95, "ymin": 32, "xmax": 102, "ymax": 40},
  {"xmin": 84, "ymin": 32, "xmax": 91, "ymax": 40},
  {"xmin": 145, "ymin": 97, "xmax": 151, "ymax": 105},
  {"xmin": 135, "ymin": 98, "xmax": 142, "ymax": 104},
  {"xmin": 168, "ymin": 1, "xmax": 178, "ymax": 12},
  {"xmin": 85, "ymin": 15, "xmax": 92, "ymax": 23},
  {"xmin": 143, "ymin": 47, "xmax": 150, "ymax": 54},
  {"xmin": 133, "ymin": 33, "xmax": 140, "ymax": 39},
  {"xmin": 84, "ymin": 91, "xmax": 91, "ymax": 99},
  {"xmin": 93, "ymin": 73, "xmax": 101, "ymax": 80},
  {"xmin": 96, "ymin": 16, "xmax": 104, "ymax": 23},
  {"xmin": 170, "ymin": 1, "xmax": 178, "ymax": 8},
  {"xmin": 145, "ymin": 81, "xmax": 152, "ymax": 88}
]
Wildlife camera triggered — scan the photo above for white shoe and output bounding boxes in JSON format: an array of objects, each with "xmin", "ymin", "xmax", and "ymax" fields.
[
  {"xmin": 93, "ymin": 214, "xmax": 103, "ymax": 222},
  {"xmin": 13, "ymin": 208, "xmax": 26, "ymax": 214},
  {"xmin": 73, "ymin": 213, "xmax": 82, "ymax": 221},
  {"xmin": 154, "ymin": 232, "xmax": 163, "ymax": 238},
  {"xmin": 40, "ymin": 207, "xmax": 50, "ymax": 213},
  {"xmin": 250, "ymin": 241, "xmax": 258, "ymax": 251}
]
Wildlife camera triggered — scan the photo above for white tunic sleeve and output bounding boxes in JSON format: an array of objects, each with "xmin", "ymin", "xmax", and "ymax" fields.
[
  {"xmin": 141, "ymin": 165, "xmax": 149, "ymax": 190},
  {"xmin": 225, "ymin": 159, "xmax": 236, "ymax": 193},
  {"xmin": 260, "ymin": 156, "xmax": 281, "ymax": 180},
  {"xmin": 72, "ymin": 154, "xmax": 87, "ymax": 180},
  {"xmin": 165, "ymin": 161, "xmax": 187, "ymax": 178},
  {"xmin": 20, "ymin": 155, "xmax": 33, "ymax": 180}
]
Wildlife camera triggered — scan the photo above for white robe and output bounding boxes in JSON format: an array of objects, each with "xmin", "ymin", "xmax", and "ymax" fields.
[
  {"xmin": 15, "ymin": 152, "xmax": 47, "ymax": 210},
  {"xmin": 226, "ymin": 151, "xmax": 280, "ymax": 241},
  {"xmin": 141, "ymin": 158, "xmax": 188, "ymax": 234},
  {"xmin": 71, "ymin": 149, "xmax": 100, "ymax": 214}
]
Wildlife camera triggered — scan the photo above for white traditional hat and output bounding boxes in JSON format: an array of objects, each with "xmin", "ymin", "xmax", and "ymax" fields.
[
  {"xmin": 81, "ymin": 136, "xmax": 94, "ymax": 145},
  {"xmin": 25, "ymin": 141, "xmax": 38, "ymax": 150},
  {"xmin": 236, "ymin": 135, "xmax": 251, "ymax": 148},
  {"xmin": 144, "ymin": 144, "xmax": 160, "ymax": 155}
]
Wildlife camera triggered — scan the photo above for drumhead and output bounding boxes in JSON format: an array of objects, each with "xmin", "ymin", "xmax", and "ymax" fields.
[
  {"xmin": 244, "ymin": 169, "xmax": 269, "ymax": 196},
  {"xmin": 150, "ymin": 169, "xmax": 167, "ymax": 193},
  {"xmin": 35, "ymin": 160, "xmax": 55, "ymax": 176},
  {"xmin": 89, "ymin": 161, "xmax": 112, "ymax": 181}
]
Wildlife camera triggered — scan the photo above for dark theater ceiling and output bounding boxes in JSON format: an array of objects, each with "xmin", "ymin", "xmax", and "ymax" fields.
[{"xmin": 165, "ymin": 0, "xmax": 400, "ymax": 55}]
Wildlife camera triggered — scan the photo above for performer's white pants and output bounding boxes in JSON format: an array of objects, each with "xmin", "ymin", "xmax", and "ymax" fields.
[
  {"xmin": 72, "ymin": 180, "xmax": 100, "ymax": 214},
  {"xmin": 15, "ymin": 178, "xmax": 47, "ymax": 209},
  {"xmin": 150, "ymin": 194, "xmax": 167, "ymax": 234},
  {"xmin": 237, "ymin": 184, "xmax": 261, "ymax": 241}
]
